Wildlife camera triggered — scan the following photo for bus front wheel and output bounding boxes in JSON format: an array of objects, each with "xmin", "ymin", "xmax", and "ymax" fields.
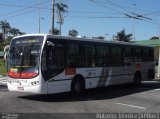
[{"xmin": 71, "ymin": 76, "xmax": 85, "ymax": 95}]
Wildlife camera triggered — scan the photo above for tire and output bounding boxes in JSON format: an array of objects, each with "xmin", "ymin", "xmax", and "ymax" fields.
[
  {"xmin": 133, "ymin": 73, "xmax": 141, "ymax": 87},
  {"xmin": 71, "ymin": 78, "xmax": 84, "ymax": 95}
]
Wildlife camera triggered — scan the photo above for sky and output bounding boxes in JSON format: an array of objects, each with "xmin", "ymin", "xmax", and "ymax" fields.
[{"xmin": 0, "ymin": 0, "xmax": 160, "ymax": 40}]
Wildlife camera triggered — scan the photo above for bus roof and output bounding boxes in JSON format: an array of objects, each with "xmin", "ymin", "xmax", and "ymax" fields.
[{"xmin": 13, "ymin": 34, "xmax": 154, "ymax": 48}]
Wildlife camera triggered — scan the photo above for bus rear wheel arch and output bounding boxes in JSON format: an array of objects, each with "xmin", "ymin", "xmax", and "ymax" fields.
[
  {"xmin": 148, "ymin": 69, "xmax": 155, "ymax": 80},
  {"xmin": 71, "ymin": 75, "xmax": 85, "ymax": 95}
]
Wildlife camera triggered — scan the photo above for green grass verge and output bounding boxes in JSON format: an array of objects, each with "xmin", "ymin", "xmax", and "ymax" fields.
[{"xmin": 0, "ymin": 59, "xmax": 7, "ymax": 75}]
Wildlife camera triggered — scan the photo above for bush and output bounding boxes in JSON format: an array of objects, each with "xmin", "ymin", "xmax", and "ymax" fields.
[{"xmin": 0, "ymin": 59, "xmax": 7, "ymax": 75}]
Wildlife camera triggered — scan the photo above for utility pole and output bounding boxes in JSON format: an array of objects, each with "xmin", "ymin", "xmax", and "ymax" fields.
[
  {"xmin": 51, "ymin": 0, "xmax": 54, "ymax": 34},
  {"xmin": 38, "ymin": 0, "xmax": 41, "ymax": 33},
  {"xmin": 157, "ymin": 25, "xmax": 160, "ymax": 38},
  {"xmin": 131, "ymin": 4, "xmax": 136, "ymax": 41}
]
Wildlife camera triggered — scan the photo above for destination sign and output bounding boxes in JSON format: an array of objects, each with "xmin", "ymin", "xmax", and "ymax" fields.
[
  {"xmin": 12, "ymin": 36, "xmax": 44, "ymax": 45},
  {"xmin": 15, "ymin": 39, "xmax": 40, "ymax": 44}
]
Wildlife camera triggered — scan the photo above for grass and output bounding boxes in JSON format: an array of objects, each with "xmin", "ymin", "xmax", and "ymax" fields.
[{"xmin": 0, "ymin": 59, "xmax": 7, "ymax": 75}]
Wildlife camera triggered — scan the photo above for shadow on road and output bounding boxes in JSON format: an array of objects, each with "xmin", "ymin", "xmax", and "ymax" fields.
[
  {"xmin": 18, "ymin": 81, "xmax": 160, "ymax": 102},
  {"xmin": 0, "ymin": 85, "xmax": 8, "ymax": 92}
]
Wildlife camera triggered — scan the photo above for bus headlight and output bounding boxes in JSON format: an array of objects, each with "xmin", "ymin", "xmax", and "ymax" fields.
[{"xmin": 30, "ymin": 81, "xmax": 40, "ymax": 85}]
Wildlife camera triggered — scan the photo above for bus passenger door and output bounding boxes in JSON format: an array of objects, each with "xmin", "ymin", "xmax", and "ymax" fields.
[
  {"xmin": 47, "ymin": 43, "xmax": 65, "ymax": 94},
  {"xmin": 42, "ymin": 41, "xmax": 65, "ymax": 94}
]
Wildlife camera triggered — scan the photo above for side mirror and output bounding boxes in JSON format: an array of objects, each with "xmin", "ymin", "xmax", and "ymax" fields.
[{"xmin": 47, "ymin": 41, "xmax": 54, "ymax": 47}]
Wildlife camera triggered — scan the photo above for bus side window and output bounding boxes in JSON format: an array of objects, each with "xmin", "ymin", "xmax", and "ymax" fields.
[
  {"xmin": 123, "ymin": 47, "xmax": 132, "ymax": 65},
  {"xmin": 96, "ymin": 45, "xmax": 109, "ymax": 67},
  {"xmin": 64, "ymin": 44, "xmax": 80, "ymax": 68},
  {"xmin": 136, "ymin": 48, "xmax": 141, "ymax": 61},
  {"xmin": 84, "ymin": 45, "xmax": 96, "ymax": 67},
  {"xmin": 42, "ymin": 43, "xmax": 64, "ymax": 79},
  {"xmin": 111, "ymin": 47, "xmax": 123, "ymax": 66},
  {"xmin": 53, "ymin": 44, "xmax": 64, "ymax": 70}
]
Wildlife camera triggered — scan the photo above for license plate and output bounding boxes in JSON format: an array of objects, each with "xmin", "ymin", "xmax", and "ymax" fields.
[{"xmin": 17, "ymin": 87, "xmax": 24, "ymax": 91}]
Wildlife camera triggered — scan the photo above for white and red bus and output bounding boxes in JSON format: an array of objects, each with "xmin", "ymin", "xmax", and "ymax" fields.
[{"xmin": 7, "ymin": 34, "xmax": 155, "ymax": 94}]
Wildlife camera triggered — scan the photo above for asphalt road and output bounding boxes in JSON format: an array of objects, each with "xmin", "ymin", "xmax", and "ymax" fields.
[{"xmin": 1, "ymin": 81, "xmax": 160, "ymax": 119}]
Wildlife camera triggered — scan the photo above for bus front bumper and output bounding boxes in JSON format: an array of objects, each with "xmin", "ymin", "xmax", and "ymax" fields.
[{"xmin": 7, "ymin": 82, "xmax": 48, "ymax": 94}]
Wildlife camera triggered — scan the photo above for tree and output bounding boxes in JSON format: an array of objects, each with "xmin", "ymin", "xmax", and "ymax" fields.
[
  {"xmin": 0, "ymin": 36, "xmax": 12, "ymax": 51},
  {"xmin": 0, "ymin": 20, "xmax": 25, "ymax": 52},
  {"xmin": 9, "ymin": 28, "xmax": 25, "ymax": 36},
  {"xmin": 92, "ymin": 36, "xmax": 105, "ymax": 40},
  {"xmin": 115, "ymin": 29, "xmax": 132, "ymax": 42},
  {"xmin": 56, "ymin": 3, "xmax": 68, "ymax": 35},
  {"xmin": 0, "ymin": 20, "xmax": 25, "ymax": 38},
  {"xmin": 49, "ymin": 28, "xmax": 60, "ymax": 35},
  {"xmin": 19, "ymin": 32, "xmax": 26, "ymax": 35},
  {"xmin": 0, "ymin": 20, "xmax": 11, "ymax": 38},
  {"xmin": 68, "ymin": 29, "xmax": 78, "ymax": 37},
  {"xmin": 9, "ymin": 28, "xmax": 21, "ymax": 37},
  {"xmin": 0, "ymin": 33, "xmax": 4, "ymax": 42},
  {"xmin": 149, "ymin": 36, "xmax": 160, "ymax": 40}
]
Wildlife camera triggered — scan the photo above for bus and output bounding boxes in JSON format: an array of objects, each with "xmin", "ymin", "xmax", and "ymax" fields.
[{"xmin": 7, "ymin": 34, "xmax": 155, "ymax": 94}]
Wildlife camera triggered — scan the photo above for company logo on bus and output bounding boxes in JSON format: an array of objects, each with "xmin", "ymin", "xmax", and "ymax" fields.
[{"xmin": 17, "ymin": 87, "xmax": 24, "ymax": 91}]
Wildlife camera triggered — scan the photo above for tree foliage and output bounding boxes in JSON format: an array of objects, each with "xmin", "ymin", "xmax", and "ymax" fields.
[
  {"xmin": 0, "ymin": 36, "xmax": 12, "ymax": 51},
  {"xmin": 0, "ymin": 20, "xmax": 25, "ymax": 51},
  {"xmin": 92, "ymin": 36, "xmax": 105, "ymax": 40},
  {"xmin": 149, "ymin": 36, "xmax": 160, "ymax": 40},
  {"xmin": 0, "ymin": 33, "xmax": 4, "ymax": 42},
  {"xmin": 49, "ymin": 28, "xmax": 60, "ymax": 35},
  {"xmin": 56, "ymin": 3, "xmax": 68, "ymax": 25},
  {"xmin": 0, "ymin": 20, "xmax": 10, "ymax": 38},
  {"xmin": 10, "ymin": 28, "xmax": 21, "ymax": 37},
  {"xmin": 68, "ymin": 29, "xmax": 78, "ymax": 37},
  {"xmin": 0, "ymin": 20, "xmax": 25, "ymax": 37},
  {"xmin": 55, "ymin": 3, "xmax": 68, "ymax": 35},
  {"xmin": 115, "ymin": 29, "xmax": 132, "ymax": 42}
]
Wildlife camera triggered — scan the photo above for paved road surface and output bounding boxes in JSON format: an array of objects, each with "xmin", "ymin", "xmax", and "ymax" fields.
[{"xmin": 0, "ymin": 81, "xmax": 160, "ymax": 119}]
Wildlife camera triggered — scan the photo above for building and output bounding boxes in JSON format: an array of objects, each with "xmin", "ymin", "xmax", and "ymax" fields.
[{"xmin": 136, "ymin": 39, "xmax": 160, "ymax": 79}]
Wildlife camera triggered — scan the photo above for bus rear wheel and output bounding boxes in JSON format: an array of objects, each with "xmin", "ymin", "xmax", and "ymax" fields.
[
  {"xmin": 71, "ymin": 77, "xmax": 85, "ymax": 95},
  {"xmin": 133, "ymin": 73, "xmax": 141, "ymax": 86}
]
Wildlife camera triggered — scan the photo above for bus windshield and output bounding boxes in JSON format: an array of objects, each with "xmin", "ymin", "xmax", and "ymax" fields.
[{"xmin": 8, "ymin": 36, "xmax": 44, "ymax": 78}]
